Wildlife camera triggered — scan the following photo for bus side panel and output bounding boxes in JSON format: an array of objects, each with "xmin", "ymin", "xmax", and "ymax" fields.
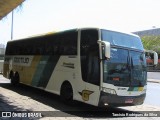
[
  {"xmin": 31, "ymin": 55, "xmax": 50, "ymax": 86},
  {"xmin": 3, "ymin": 56, "xmax": 14, "ymax": 79},
  {"xmin": 20, "ymin": 55, "xmax": 59, "ymax": 87},
  {"xmin": 31, "ymin": 55, "xmax": 60, "ymax": 88},
  {"xmin": 20, "ymin": 55, "xmax": 42, "ymax": 85},
  {"xmin": 45, "ymin": 56, "xmax": 78, "ymax": 94},
  {"xmin": 3, "ymin": 61, "xmax": 9, "ymax": 78},
  {"xmin": 45, "ymin": 56, "xmax": 86, "ymax": 103},
  {"xmin": 3, "ymin": 55, "xmax": 42, "ymax": 85}
]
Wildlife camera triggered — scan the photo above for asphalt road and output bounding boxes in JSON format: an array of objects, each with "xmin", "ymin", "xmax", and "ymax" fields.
[
  {"xmin": 144, "ymin": 82, "xmax": 160, "ymax": 107},
  {"xmin": 147, "ymin": 72, "xmax": 160, "ymax": 80}
]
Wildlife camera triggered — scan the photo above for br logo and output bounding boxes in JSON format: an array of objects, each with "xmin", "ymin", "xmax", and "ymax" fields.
[{"xmin": 79, "ymin": 90, "xmax": 94, "ymax": 101}]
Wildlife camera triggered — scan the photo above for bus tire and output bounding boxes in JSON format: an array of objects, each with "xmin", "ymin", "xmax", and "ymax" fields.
[
  {"xmin": 11, "ymin": 71, "xmax": 20, "ymax": 86},
  {"xmin": 60, "ymin": 82, "xmax": 73, "ymax": 104}
]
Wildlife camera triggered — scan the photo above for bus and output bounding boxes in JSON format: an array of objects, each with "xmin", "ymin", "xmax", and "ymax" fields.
[{"xmin": 3, "ymin": 28, "xmax": 158, "ymax": 107}]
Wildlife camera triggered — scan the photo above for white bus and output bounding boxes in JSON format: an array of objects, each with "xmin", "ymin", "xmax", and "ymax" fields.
[{"xmin": 3, "ymin": 28, "xmax": 158, "ymax": 107}]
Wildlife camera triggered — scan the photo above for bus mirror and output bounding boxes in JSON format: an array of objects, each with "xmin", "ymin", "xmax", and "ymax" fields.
[
  {"xmin": 145, "ymin": 50, "xmax": 158, "ymax": 66},
  {"xmin": 153, "ymin": 52, "xmax": 158, "ymax": 66},
  {"xmin": 97, "ymin": 40, "xmax": 110, "ymax": 59}
]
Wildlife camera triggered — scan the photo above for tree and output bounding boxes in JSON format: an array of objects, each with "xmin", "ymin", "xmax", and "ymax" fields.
[{"xmin": 141, "ymin": 35, "xmax": 160, "ymax": 53}]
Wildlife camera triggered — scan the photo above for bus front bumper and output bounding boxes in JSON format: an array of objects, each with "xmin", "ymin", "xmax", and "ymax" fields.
[{"xmin": 98, "ymin": 92, "xmax": 146, "ymax": 107}]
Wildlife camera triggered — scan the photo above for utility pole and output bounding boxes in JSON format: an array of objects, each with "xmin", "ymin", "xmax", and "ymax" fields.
[{"xmin": 11, "ymin": 10, "xmax": 14, "ymax": 40}]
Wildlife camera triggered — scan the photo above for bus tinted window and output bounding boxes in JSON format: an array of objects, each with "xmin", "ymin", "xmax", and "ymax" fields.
[
  {"xmin": 5, "ymin": 30, "xmax": 78, "ymax": 55},
  {"xmin": 80, "ymin": 29, "xmax": 100, "ymax": 85},
  {"xmin": 101, "ymin": 30, "xmax": 144, "ymax": 50}
]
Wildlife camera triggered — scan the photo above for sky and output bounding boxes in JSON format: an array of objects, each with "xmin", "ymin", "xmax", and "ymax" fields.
[{"xmin": 0, "ymin": 0, "xmax": 160, "ymax": 45}]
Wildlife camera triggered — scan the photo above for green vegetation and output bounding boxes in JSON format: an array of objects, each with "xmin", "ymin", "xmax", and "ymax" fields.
[{"xmin": 141, "ymin": 36, "xmax": 160, "ymax": 53}]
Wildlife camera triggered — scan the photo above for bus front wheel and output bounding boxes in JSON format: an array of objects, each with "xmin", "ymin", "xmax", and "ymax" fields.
[{"xmin": 60, "ymin": 82, "xmax": 73, "ymax": 104}]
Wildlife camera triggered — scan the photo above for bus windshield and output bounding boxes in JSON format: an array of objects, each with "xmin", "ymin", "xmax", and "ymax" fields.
[
  {"xmin": 103, "ymin": 48, "xmax": 147, "ymax": 87},
  {"xmin": 101, "ymin": 30, "xmax": 144, "ymax": 50},
  {"xmin": 101, "ymin": 30, "xmax": 147, "ymax": 87}
]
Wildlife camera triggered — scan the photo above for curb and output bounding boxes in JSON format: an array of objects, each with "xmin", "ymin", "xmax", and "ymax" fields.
[
  {"xmin": 148, "ymin": 70, "xmax": 160, "ymax": 72},
  {"xmin": 147, "ymin": 79, "xmax": 160, "ymax": 83}
]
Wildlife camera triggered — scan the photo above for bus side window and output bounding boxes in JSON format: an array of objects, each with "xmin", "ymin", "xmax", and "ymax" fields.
[
  {"xmin": 60, "ymin": 31, "xmax": 78, "ymax": 55},
  {"xmin": 80, "ymin": 29, "xmax": 100, "ymax": 86}
]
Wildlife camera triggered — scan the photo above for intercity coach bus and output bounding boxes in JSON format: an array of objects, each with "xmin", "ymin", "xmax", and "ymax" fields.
[{"xmin": 3, "ymin": 28, "xmax": 158, "ymax": 107}]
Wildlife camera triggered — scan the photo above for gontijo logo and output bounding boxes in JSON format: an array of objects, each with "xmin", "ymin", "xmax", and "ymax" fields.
[
  {"xmin": 4, "ymin": 56, "xmax": 34, "ymax": 67},
  {"xmin": 13, "ymin": 56, "xmax": 34, "ymax": 66}
]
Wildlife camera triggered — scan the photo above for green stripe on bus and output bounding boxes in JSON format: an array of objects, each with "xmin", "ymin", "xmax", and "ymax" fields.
[
  {"xmin": 37, "ymin": 55, "xmax": 60, "ymax": 88},
  {"xmin": 31, "ymin": 55, "xmax": 60, "ymax": 88},
  {"xmin": 31, "ymin": 56, "xmax": 50, "ymax": 86}
]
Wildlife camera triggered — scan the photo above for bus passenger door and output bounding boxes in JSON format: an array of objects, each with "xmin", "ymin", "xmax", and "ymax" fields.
[
  {"xmin": 80, "ymin": 29, "xmax": 101, "ymax": 106},
  {"xmin": 84, "ymin": 51, "xmax": 100, "ymax": 106}
]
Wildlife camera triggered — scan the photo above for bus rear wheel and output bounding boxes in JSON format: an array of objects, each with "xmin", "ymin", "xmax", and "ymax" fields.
[
  {"xmin": 10, "ymin": 71, "xmax": 19, "ymax": 86},
  {"xmin": 60, "ymin": 82, "xmax": 73, "ymax": 104}
]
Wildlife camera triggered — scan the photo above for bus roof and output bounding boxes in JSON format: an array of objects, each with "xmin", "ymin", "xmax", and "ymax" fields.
[
  {"xmin": 79, "ymin": 27, "xmax": 140, "ymax": 39},
  {"xmin": 7, "ymin": 27, "xmax": 139, "ymax": 43},
  {"xmin": 7, "ymin": 28, "xmax": 78, "ymax": 43}
]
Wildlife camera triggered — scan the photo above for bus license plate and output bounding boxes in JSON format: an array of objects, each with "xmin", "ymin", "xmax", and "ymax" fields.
[{"xmin": 125, "ymin": 99, "xmax": 133, "ymax": 103}]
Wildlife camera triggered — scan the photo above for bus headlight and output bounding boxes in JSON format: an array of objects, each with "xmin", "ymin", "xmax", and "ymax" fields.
[{"xmin": 102, "ymin": 87, "xmax": 117, "ymax": 95}]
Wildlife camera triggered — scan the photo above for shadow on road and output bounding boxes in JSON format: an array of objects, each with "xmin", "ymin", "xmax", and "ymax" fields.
[{"xmin": 0, "ymin": 83, "xmax": 137, "ymax": 118}]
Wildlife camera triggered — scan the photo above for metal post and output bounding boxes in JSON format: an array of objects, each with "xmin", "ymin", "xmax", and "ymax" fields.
[{"xmin": 11, "ymin": 10, "xmax": 14, "ymax": 40}]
